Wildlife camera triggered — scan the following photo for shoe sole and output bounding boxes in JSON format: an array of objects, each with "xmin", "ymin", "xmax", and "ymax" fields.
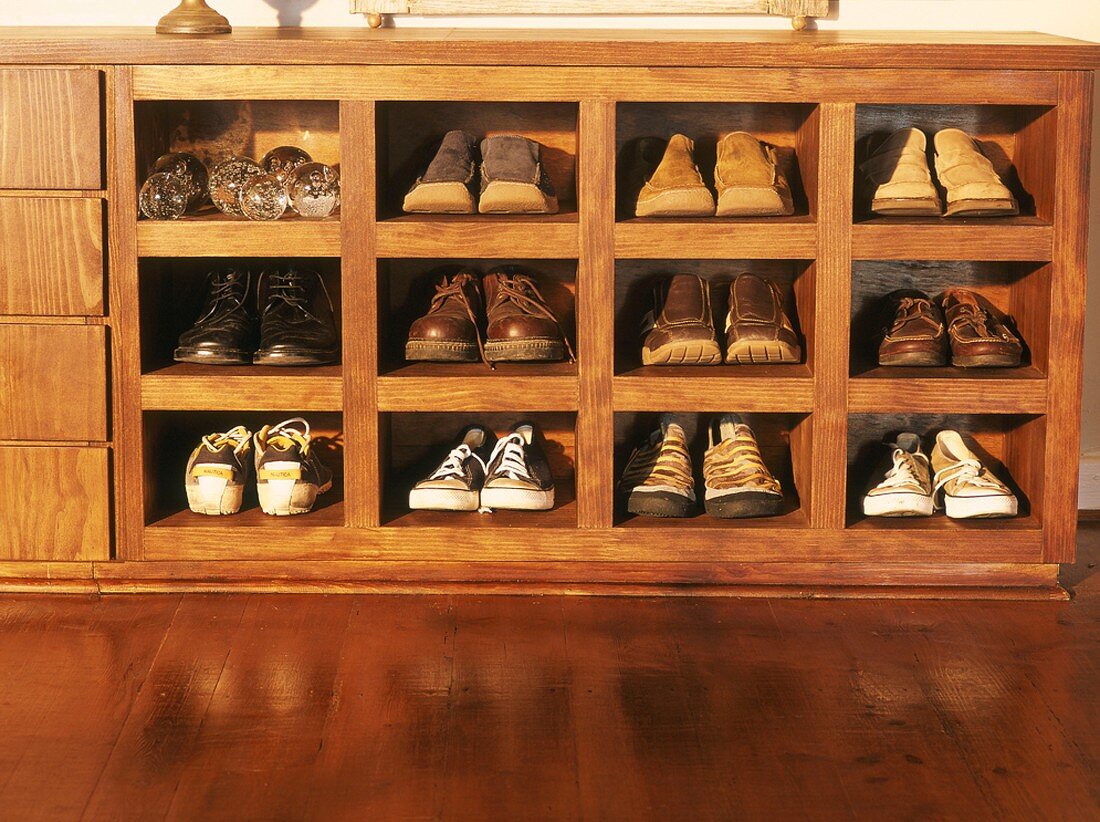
[
  {"xmin": 174, "ymin": 346, "xmax": 252, "ymax": 366},
  {"xmin": 879, "ymin": 351, "xmax": 949, "ymax": 367},
  {"xmin": 403, "ymin": 181, "xmax": 476, "ymax": 214},
  {"xmin": 480, "ymin": 486, "xmax": 555, "ymax": 511},
  {"xmin": 405, "ymin": 340, "xmax": 480, "ymax": 363},
  {"xmin": 253, "ymin": 349, "xmax": 339, "ymax": 366},
  {"xmin": 870, "ymin": 197, "xmax": 942, "ymax": 217},
  {"xmin": 478, "ymin": 181, "xmax": 558, "ymax": 215},
  {"xmin": 258, "ymin": 476, "xmax": 332, "ymax": 516},
  {"xmin": 704, "ymin": 490, "xmax": 784, "ymax": 519},
  {"xmin": 408, "ymin": 487, "xmax": 479, "ymax": 512},
  {"xmin": 725, "ymin": 340, "xmax": 800, "ymax": 365},
  {"xmin": 951, "ymin": 352, "xmax": 1022, "ymax": 368},
  {"xmin": 642, "ymin": 340, "xmax": 722, "ymax": 366},
  {"xmin": 944, "ymin": 493, "xmax": 1018, "ymax": 519},
  {"xmin": 944, "ymin": 199, "xmax": 1019, "ymax": 218},
  {"xmin": 715, "ymin": 187, "xmax": 794, "ymax": 218},
  {"xmin": 862, "ymin": 492, "xmax": 934, "ymax": 518},
  {"xmin": 635, "ymin": 186, "xmax": 716, "ymax": 218},
  {"xmin": 484, "ymin": 338, "xmax": 564, "ymax": 362},
  {"xmin": 626, "ymin": 489, "xmax": 695, "ymax": 518},
  {"xmin": 186, "ymin": 478, "xmax": 245, "ymax": 516}
]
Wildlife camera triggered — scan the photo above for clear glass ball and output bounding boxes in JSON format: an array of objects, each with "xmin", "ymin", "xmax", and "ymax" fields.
[
  {"xmin": 152, "ymin": 151, "xmax": 208, "ymax": 209},
  {"xmin": 208, "ymin": 156, "xmax": 265, "ymax": 217},
  {"xmin": 138, "ymin": 172, "xmax": 189, "ymax": 220},
  {"xmin": 262, "ymin": 145, "xmax": 312, "ymax": 185},
  {"xmin": 240, "ymin": 173, "xmax": 289, "ymax": 221},
  {"xmin": 287, "ymin": 162, "xmax": 340, "ymax": 219}
]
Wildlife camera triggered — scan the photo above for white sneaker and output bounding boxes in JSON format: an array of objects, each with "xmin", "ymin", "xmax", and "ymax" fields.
[
  {"xmin": 862, "ymin": 432, "xmax": 933, "ymax": 517},
  {"xmin": 931, "ymin": 430, "xmax": 1018, "ymax": 519}
]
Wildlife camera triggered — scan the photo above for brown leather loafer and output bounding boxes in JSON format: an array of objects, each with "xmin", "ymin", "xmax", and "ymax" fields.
[
  {"xmin": 641, "ymin": 274, "xmax": 722, "ymax": 366},
  {"xmin": 714, "ymin": 132, "xmax": 795, "ymax": 217},
  {"xmin": 877, "ymin": 289, "xmax": 949, "ymax": 367},
  {"xmin": 483, "ymin": 267, "xmax": 573, "ymax": 362},
  {"xmin": 724, "ymin": 273, "xmax": 801, "ymax": 364},
  {"xmin": 405, "ymin": 270, "xmax": 484, "ymax": 362},
  {"xmin": 941, "ymin": 288, "xmax": 1023, "ymax": 367}
]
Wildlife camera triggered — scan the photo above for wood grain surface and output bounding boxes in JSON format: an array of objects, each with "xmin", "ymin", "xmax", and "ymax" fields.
[{"xmin": 3, "ymin": 530, "xmax": 1100, "ymax": 815}]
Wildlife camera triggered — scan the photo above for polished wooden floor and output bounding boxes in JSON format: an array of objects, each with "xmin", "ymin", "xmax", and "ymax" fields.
[{"xmin": 2, "ymin": 527, "xmax": 1098, "ymax": 820}]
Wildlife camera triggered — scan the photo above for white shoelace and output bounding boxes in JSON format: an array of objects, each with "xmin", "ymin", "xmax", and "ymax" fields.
[
  {"xmin": 201, "ymin": 424, "xmax": 251, "ymax": 455},
  {"xmin": 877, "ymin": 449, "xmax": 930, "ymax": 491},
  {"xmin": 933, "ymin": 458, "xmax": 1004, "ymax": 506},
  {"xmin": 428, "ymin": 444, "xmax": 485, "ymax": 482},
  {"xmin": 487, "ymin": 434, "xmax": 532, "ymax": 482},
  {"xmin": 269, "ymin": 417, "xmax": 311, "ymax": 442}
]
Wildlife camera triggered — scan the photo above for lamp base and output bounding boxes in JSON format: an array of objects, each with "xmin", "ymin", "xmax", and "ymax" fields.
[{"xmin": 156, "ymin": 0, "xmax": 232, "ymax": 35}]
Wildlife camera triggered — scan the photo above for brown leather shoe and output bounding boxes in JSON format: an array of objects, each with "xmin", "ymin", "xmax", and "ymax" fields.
[
  {"xmin": 877, "ymin": 289, "xmax": 948, "ymax": 367},
  {"xmin": 714, "ymin": 132, "xmax": 795, "ymax": 217},
  {"xmin": 641, "ymin": 274, "xmax": 722, "ymax": 366},
  {"xmin": 405, "ymin": 270, "xmax": 484, "ymax": 363},
  {"xmin": 724, "ymin": 273, "xmax": 801, "ymax": 364},
  {"xmin": 635, "ymin": 134, "xmax": 716, "ymax": 218},
  {"xmin": 483, "ymin": 267, "xmax": 574, "ymax": 363},
  {"xmin": 941, "ymin": 288, "xmax": 1023, "ymax": 367}
]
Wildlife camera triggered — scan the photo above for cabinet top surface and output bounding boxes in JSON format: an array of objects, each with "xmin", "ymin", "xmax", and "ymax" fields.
[{"xmin": 0, "ymin": 27, "xmax": 1097, "ymax": 68}]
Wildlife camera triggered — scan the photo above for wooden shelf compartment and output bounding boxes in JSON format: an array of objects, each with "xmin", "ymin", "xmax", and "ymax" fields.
[
  {"xmin": 142, "ymin": 410, "xmax": 345, "ymax": 528},
  {"xmin": 614, "ymin": 411, "xmax": 813, "ymax": 528},
  {"xmin": 377, "ymin": 257, "xmax": 577, "ymax": 410},
  {"xmin": 615, "ymin": 258, "xmax": 815, "ymax": 376},
  {"xmin": 613, "ymin": 365, "xmax": 814, "ymax": 412},
  {"xmin": 851, "ymin": 217, "xmax": 1053, "ymax": 261},
  {"xmin": 133, "ymin": 99, "xmax": 341, "ymax": 255},
  {"xmin": 380, "ymin": 411, "xmax": 577, "ymax": 528},
  {"xmin": 376, "ymin": 100, "xmax": 578, "ymax": 220},
  {"xmin": 846, "ymin": 412, "xmax": 1045, "ymax": 529},
  {"xmin": 614, "ymin": 216, "xmax": 816, "ymax": 260},
  {"xmin": 849, "ymin": 259, "xmax": 1050, "ymax": 411},
  {"xmin": 137, "ymin": 257, "xmax": 343, "ymax": 382},
  {"xmin": 853, "ymin": 103, "xmax": 1056, "ymax": 223}
]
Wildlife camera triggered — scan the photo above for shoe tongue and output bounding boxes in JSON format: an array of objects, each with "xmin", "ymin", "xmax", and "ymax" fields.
[
  {"xmin": 934, "ymin": 128, "xmax": 975, "ymax": 155},
  {"xmin": 514, "ymin": 424, "xmax": 534, "ymax": 445},
  {"xmin": 880, "ymin": 128, "xmax": 926, "ymax": 154},
  {"xmin": 461, "ymin": 427, "xmax": 486, "ymax": 449},
  {"xmin": 946, "ymin": 288, "xmax": 980, "ymax": 309},
  {"xmin": 894, "ymin": 432, "xmax": 922, "ymax": 454},
  {"xmin": 717, "ymin": 413, "xmax": 745, "ymax": 443},
  {"xmin": 936, "ymin": 430, "xmax": 971, "ymax": 462}
]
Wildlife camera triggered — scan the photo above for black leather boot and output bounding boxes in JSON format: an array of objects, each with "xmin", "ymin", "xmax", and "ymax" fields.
[
  {"xmin": 174, "ymin": 269, "xmax": 257, "ymax": 366},
  {"xmin": 254, "ymin": 268, "xmax": 340, "ymax": 366}
]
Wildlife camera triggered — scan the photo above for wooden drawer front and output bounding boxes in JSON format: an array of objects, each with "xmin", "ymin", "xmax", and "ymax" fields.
[
  {"xmin": 0, "ymin": 198, "xmax": 104, "ymax": 315},
  {"xmin": 0, "ymin": 446, "xmax": 108, "ymax": 560},
  {"xmin": 0, "ymin": 69, "xmax": 102, "ymax": 189},
  {"xmin": 0, "ymin": 324, "xmax": 107, "ymax": 440}
]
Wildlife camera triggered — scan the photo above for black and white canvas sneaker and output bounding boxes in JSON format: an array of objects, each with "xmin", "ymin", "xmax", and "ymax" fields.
[
  {"xmin": 481, "ymin": 422, "xmax": 556, "ymax": 511},
  {"xmin": 185, "ymin": 425, "xmax": 253, "ymax": 516},
  {"xmin": 409, "ymin": 426, "xmax": 494, "ymax": 512}
]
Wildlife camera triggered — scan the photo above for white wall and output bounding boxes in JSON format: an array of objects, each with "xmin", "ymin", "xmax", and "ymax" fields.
[{"xmin": 4, "ymin": 0, "xmax": 1099, "ymax": 500}]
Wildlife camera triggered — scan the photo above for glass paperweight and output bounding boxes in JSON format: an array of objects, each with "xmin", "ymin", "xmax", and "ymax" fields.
[
  {"xmin": 208, "ymin": 156, "xmax": 265, "ymax": 217},
  {"xmin": 138, "ymin": 172, "xmax": 189, "ymax": 220},
  {"xmin": 240, "ymin": 173, "xmax": 289, "ymax": 221},
  {"xmin": 262, "ymin": 145, "xmax": 312, "ymax": 185},
  {"xmin": 287, "ymin": 162, "xmax": 340, "ymax": 219},
  {"xmin": 152, "ymin": 151, "xmax": 208, "ymax": 209}
]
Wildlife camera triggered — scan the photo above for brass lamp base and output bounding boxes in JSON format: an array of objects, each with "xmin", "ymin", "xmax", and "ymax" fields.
[{"xmin": 156, "ymin": 0, "xmax": 232, "ymax": 35}]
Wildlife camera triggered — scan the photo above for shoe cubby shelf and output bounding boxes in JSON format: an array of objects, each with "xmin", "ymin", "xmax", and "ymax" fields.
[{"xmin": 1, "ymin": 29, "xmax": 1096, "ymax": 597}]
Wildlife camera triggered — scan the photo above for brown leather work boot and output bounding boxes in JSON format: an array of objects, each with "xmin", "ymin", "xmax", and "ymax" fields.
[
  {"xmin": 635, "ymin": 134, "xmax": 716, "ymax": 218},
  {"xmin": 714, "ymin": 132, "xmax": 795, "ymax": 217},
  {"xmin": 877, "ymin": 289, "xmax": 948, "ymax": 367},
  {"xmin": 482, "ymin": 267, "xmax": 574, "ymax": 363},
  {"xmin": 940, "ymin": 288, "xmax": 1023, "ymax": 367},
  {"xmin": 724, "ymin": 274, "xmax": 801, "ymax": 364},
  {"xmin": 405, "ymin": 270, "xmax": 484, "ymax": 363},
  {"xmin": 641, "ymin": 274, "xmax": 722, "ymax": 366}
]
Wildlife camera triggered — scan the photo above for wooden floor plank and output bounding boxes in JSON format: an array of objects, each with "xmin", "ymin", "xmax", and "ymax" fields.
[
  {"xmin": 0, "ymin": 594, "xmax": 180, "ymax": 820},
  {"xmin": 0, "ymin": 524, "xmax": 1096, "ymax": 819}
]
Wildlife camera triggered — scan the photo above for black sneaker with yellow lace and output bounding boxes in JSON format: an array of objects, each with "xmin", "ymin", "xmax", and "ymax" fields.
[
  {"xmin": 253, "ymin": 418, "xmax": 333, "ymax": 516},
  {"xmin": 702, "ymin": 414, "xmax": 784, "ymax": 518}
]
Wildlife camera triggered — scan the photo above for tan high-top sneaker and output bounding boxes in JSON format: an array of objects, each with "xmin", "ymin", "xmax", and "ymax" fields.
[{"xmin": 931, "ymin": 430, "xmax": 1018, "ymax": 519}]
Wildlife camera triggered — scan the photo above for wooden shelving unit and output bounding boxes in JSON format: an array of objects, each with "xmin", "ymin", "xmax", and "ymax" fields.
[{"xmin": 0, "ymin": 28, "xmax": 1096, "ymax": 597}]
